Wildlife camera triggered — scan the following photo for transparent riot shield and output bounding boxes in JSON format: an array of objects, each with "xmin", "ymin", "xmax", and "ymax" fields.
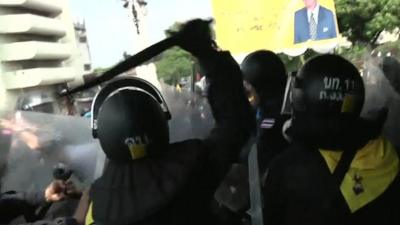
[
  {"xmin": 247, "ymin": 143, "xmax": 263, "ymax": 225},
  {"xmin": 361, "ymin": 55, "xmax": 400, "ymax": 149},
  {"xmin": 0, "ymin": 82, "xmax": 214, "ymax": 194},
  {"xmin": 160, "ymin": 82, "xmax": 214, "ymax": 142},
  {"xmin": 0, "ymin": 111, "xmax": 104, "ymax": 193}
]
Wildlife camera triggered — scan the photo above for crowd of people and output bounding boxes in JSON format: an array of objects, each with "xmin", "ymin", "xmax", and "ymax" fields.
[{"xmin": 1, "ymin": 18, "xmax": 399, "ymax": 225}]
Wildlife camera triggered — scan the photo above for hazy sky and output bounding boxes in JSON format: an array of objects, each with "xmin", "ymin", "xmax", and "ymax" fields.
[{"xmin": 69, "ymin": 0, "xmax": 213, "ymax": 68}]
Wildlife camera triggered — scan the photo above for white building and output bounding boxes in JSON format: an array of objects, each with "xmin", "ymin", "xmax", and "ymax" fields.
[
  {"xmin": 0, "ymin": 0, "xmax": 87, "ymax": 112},
  {"xmin": 74, "ymin": 19, "xmax": 92, "ymax": 74}
]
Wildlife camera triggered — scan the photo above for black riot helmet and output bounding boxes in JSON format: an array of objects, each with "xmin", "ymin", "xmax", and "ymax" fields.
[
  {"xmin": 241, "ymin": 50, "xmax": 287, "ymax": 99},
  {"xmin": 91, "ymin": 77, "xmax": 171, "ymax": 162},
  {"xmin": 291, "ymin": 54, "xmax": 365, "ymax": 117}
]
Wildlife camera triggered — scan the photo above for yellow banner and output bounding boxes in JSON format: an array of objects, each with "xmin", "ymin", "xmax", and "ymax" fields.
[{"xmin": 211, "ymin": 0, "xmax": 340, "ymax": 54}]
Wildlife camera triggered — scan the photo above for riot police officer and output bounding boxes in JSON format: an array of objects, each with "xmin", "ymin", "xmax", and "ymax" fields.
[
  {"xmin": 263, "ymin": 54, "xmax": 400, "ymax": 225},
  {"xmin": 241, "ymin": 50, "xmax": 289, "ymax": 170},
  {"xmin": 78, "ymin": 19, "xmax": 254, "ymax": 225}
]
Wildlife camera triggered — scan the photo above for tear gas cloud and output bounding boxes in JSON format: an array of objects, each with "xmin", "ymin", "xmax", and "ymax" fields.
[
  {"xmin": 0, "ymin": 111, "xmax": 102, "ymax": 192},
  {"xmin": 0, "ymin": 83, "xmax": 214, "ymax": 192},
  {"xmin": 160, "ymin": 82, "xmax": 214, "ymax": 142}
]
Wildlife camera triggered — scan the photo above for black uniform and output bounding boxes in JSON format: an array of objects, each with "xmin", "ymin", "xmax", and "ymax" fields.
[
  {"xmin": 263, "ymin": 116, "xmax": 400, "ymax": 225},
  {"xmin": 255, "ymin": 101, "xmax": 290, "ymax": 173},
  {"xmin": 240, "ymin": 50, "xmax": 290, "ymax": 171},
  {"xmin": 88, "ymin": 50, "xmax": 255, "ymax": 225}
]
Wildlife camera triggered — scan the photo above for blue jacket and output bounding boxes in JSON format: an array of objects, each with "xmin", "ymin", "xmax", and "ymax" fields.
[{"xmin": 294, "ymin": 6, "xmax": 337, "ymax": 43}]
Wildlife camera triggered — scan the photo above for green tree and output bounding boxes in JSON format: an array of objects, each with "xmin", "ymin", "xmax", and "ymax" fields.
[
  {"xmin": 155, "ymin": 22, "xmax": 196, "ymax": 85},
  {"xmin": 93, "ymin": 67, "xmax": 110, "ymax": 75},
  {"xmin": 155, "ymin": 47, "xmax": 194, "ymax": 85},
  {"xmin": 335, "ymin": 0, "xmax": 400, "ymax": 45},
  {"xmin": 278, "ymin": 50, "xmax": 321, "ymax": 72},
  {"xmin": 336, "ymin": 43, "xmax": 370, "ymax": 68}
]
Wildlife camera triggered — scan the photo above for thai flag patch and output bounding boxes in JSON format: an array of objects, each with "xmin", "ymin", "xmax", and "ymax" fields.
[{"xmin": 260, "ymin": 118, "xmax": 275, "ymax": 129}]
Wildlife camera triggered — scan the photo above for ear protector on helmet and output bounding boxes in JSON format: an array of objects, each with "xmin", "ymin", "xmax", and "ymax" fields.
[{"xmin": 91, "ymin": 77, "xmax": 171, "ymax": 138}]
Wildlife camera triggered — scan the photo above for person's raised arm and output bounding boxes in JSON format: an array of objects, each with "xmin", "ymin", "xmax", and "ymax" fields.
[{"xmin": 175, "ymin": 19, "xmax": 255, "ymax": 177}]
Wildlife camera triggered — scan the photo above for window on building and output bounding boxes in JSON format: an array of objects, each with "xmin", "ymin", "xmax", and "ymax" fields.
[
  {"xmin": 79, "ymin": 36, "xmax": 87, "ymax": 42},
  {"xmin": 84, "ymin": 64, "xmax": 91, "ymax": 71}
]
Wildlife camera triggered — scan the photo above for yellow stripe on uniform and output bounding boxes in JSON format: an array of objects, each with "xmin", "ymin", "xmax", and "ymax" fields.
[{"xmin": 85, "ymin": 202, "xmax": 94, "ymax": 225}]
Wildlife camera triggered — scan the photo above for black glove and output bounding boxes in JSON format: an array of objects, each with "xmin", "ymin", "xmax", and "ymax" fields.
[{"xmin": 173, "ymin": 18, "xmax": 216, "ymax": 57}]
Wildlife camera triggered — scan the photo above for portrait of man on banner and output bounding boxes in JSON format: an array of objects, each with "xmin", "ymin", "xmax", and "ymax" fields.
[{"xmin": 294, "ymin": 0, "xmax": 338, "ymax": 44}]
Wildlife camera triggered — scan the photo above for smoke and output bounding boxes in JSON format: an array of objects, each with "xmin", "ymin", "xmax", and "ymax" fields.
[
  {"xmin": 0, "ymin": 111, "xmax": 103, "ymax": 192},
  {"xmin": 160, "ymin": 82, "xmax": 214, "ymax": 142}
]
